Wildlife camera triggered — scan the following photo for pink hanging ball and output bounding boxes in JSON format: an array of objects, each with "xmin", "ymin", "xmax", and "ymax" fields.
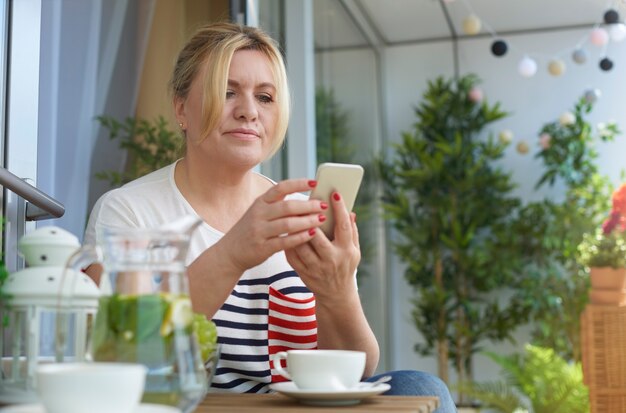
[
  {"xmin": 539, "ymin": 133, "xmax": 552, "ymax": 149},
  {"xmin": 590, "ymin": 28, "xmax": 609, "ymax": 46},
  {"xmin": 468, "ymin": 86, "xmax": 483, "ymax": 102}
]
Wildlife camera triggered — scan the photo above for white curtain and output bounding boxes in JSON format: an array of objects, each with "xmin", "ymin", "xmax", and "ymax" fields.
[{"xmin": 38, "ymin": 0, "xmax": 155, "ymax": 241}]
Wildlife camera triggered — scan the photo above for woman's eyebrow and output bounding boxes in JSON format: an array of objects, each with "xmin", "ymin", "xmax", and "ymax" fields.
[{"xmin": 227, "ymin": 79, "xmax": 276, "ymax": 90}]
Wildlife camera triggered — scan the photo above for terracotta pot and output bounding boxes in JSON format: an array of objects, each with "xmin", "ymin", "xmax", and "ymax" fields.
[
  {"xmin": 589, "ymin": 289, "xmax": 626, "ymax": 306},
  {"xmin": 590, "ymin": 267, "xmax": 626, "ymax": 290}
]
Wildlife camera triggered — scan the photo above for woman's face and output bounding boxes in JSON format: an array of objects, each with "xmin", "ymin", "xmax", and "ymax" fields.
[{"xmin": 178, "ymin": 49, "xmax": 279, "ymax": 168}]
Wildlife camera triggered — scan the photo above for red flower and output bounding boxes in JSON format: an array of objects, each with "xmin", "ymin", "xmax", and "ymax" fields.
[
  {"xmin": 603, "ymin": 210, "xmax": 622, "ymax": 234},
  {"xmin": 613, "ymin": 184, "xmax": 626, "ymax": 216}
]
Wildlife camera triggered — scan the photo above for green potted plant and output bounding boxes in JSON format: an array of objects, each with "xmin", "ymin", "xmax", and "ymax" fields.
[
  {"xmin": 377, "ymin": 74, "xmax": 528, "ymax": 403},
  {"xmin": 458, "ymin": 344, "xmax": 589, "ymax": 413},
  {"xmin": 578, "ymin": 183, "xmax": 626, "ymax": 304},
  {"xmin": 511, "ymin": 98, "xmax": 620, "ymax": 362},
  {"xmin": 95, "ymin": 115, "xmax": 183, "ymax": 186}
]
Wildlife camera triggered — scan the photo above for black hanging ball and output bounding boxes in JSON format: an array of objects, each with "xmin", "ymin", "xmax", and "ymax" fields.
[
  {"xmin": 600, "ymin": 57, "xmax": 614, "ymax": 71},
  {"xmin": 604, "ymin": 9, "xmax": 619, "ymax": 24},
  {"xmin": 491, "ymin": 40, "xmax": 508, "ymax": 57}
]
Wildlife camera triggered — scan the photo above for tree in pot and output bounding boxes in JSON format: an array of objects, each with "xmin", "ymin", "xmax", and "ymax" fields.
[{"xmin": 377, "ymin": 74, "xmax": 528, "ymax": 403}]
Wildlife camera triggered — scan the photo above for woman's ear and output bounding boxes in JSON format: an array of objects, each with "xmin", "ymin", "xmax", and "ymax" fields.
[{"xmin": 174, "ymin": 96, "xmax": 186, "ymax": 127}]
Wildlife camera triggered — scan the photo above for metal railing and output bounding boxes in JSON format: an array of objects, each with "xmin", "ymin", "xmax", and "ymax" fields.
[{"xmin": 0, "ymin": 167, "xmax": 64, "ymax": 221}]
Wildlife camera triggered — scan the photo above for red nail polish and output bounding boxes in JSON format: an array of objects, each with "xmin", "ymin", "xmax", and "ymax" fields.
[
  {"xmin": 333, "ymin": 192, "xmax": 341, "ymax": 201},
  {"xmin": 308, "ymin": 180, "xmax": 317, "ymax": 188},
  {"xmin": 320, "ymin": 202, "xmax": 328, "ymax": 210},
  {"xmin": 308, "ymin": 228, "xmax": 316, "ymax": 236},
  {"xmin": 318, "ymin": 214, "xmax": 326, "ymax": 222}
]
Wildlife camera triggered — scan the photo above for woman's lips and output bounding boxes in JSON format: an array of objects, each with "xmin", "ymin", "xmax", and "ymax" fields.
[{"xmin": 225, "ymin": 128, "xmax": 260, "ymax": 140}]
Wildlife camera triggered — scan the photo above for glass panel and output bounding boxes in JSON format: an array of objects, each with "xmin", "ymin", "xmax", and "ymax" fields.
[
  {"xmin": 313, "ymin": 0, "xmax": 382, "ymax": 278},
  {"xmin": 313, "ymin": 0, "xmax": 387, "ymax": 371}
]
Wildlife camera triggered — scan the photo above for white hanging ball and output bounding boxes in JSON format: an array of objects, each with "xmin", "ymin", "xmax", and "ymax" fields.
[
  {"xmin": 610, "ymin": 23, "xmax": 626, "ymax": 42},
  {"xmin": 559, "ymin": 111, "xmax": 576, "ymax": 126},
  {"xmin": 518, "ymin": 56, "xmax": 538, "ymax": 77},
  {"xmin": 548, "ymin": 59, "xmax": 566, "ymax": 76},
  {"xmin": 590, "ymin": 27, "xmax": 609, "ymax": 46},
  {"xmin": 572, "ymin": 48, "xmax": 587, "ymax": 64},
  {"xmin": 498, "ymin": 129, "xmax": 514, "ymax": 144},
  {"xmin": 462, "ymin": 14, "xmax": 482, "ymax": 35}
]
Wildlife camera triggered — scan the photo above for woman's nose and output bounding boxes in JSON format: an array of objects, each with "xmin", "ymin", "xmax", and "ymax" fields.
[{"xmin": 235, "ymin": 95, "xmax": 258, "ymax": 120}]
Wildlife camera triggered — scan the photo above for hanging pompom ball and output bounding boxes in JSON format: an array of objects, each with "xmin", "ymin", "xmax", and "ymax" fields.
[
  {"xmin": 610, "ymin": 23, "xmax": 626, "ymax": 42},
  {"xmin": 590, "ymin": 28, "xmax": 609, "ymax": 46},
  {"xmin": 559, "ymin": 111, "xmax": 576, "ymax": 126},
  {"xmin": 491, "ymin": 40, "xmax": 508, "ymax": 57},
  {"xmin": 584, "ymin": 88, "xmax": 602, "ymax": 103},
  {"xmin": 468, "ymin": 86, "xmax": 483, "ymax": 103},
  {"xmin": 604, "ymin": 9, "xmax": 619, "ymax": 24},
  {"xmin": 518, "ymin": 56, "xmax": 537, "ymax": 77},
  {"xmin": 572, "ymin": 48, "xmax": 587, "ymax": 64},
  {"xmin": 462, "ymin": 14, "xmax": 482, "ymax": 35},
  {"xmin": 516, "ymin": 141, "xmax": 529, "ymax": 154},
  {"xmin": 498, "ymin": 129, "xmax": 514, "ymax": 144},
  {"xmin": 539, "ymin": 133, "xmax": 552, "ymax": 149},
  {"xmin": 600, "ymin": 57, "xmax": 614, "ymax": 71},
  {"xmin": 548, "ymin": 59, "xmax": 566, "ymax": 76}
]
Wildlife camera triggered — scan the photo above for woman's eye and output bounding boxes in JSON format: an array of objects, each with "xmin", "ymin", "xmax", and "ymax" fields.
[
  {"xmin": 258, "ymin": 94, "xmax": 273, "ymax": 103},
  {"xmin": 226, "ymin": 90, "xmax": 235, "ymax": 99}
]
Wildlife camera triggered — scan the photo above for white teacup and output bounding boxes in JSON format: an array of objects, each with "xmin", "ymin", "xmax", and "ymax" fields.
[
  {"xmin": 36, "ymin": 362, "xmax": 147, "ymax": 413},
  {"xmin": 272, "ymin": 349, "xmax": 366, "ymax": 391}
]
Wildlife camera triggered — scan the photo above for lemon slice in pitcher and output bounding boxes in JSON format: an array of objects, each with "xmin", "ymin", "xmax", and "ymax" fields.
[{"xmin": 160, "ymin": 296, "xmax": 193, "ymax": 336}]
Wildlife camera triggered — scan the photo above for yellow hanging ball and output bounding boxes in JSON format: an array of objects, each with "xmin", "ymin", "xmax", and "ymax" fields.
[
  {"xmin": 462, "ymin": 14, "xmax": 481, "ymax": 35},
  {"xmin": 516, "ymin": 141, "xmax": 529, "ymax": 154},
  {"xmin": 548, "ymin": 59, "xmax": 566, "ymax": 76}
]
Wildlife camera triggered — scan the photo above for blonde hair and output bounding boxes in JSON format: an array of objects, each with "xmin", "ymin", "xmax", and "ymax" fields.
[{"xmin": 170, "ymin": 22, "xmax": 290, "ymax": 158}]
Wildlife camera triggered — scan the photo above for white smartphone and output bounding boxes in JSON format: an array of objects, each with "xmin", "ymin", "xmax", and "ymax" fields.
[{"xmin": 309, "ymin": 163, "xmax": 364, "ymax": 239}]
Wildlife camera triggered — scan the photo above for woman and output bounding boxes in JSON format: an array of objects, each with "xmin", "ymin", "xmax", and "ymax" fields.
[{"xmin": 85, "ymin": 22, "xmax": 455, "ymax": 410}]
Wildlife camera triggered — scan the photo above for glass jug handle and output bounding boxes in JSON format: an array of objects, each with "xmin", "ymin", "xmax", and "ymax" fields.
[
  {"xmin": 55, "ymin": 244, "xmax": 103, "ymax": 362},
  {"xmin": 65, "ymin": 244, "xmax": 106, "ymax": 292}
]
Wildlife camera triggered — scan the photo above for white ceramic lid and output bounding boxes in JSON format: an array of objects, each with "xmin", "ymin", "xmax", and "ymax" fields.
[
  {"xmin": 18, "ymin": 226, "xmax": 80, "ymax": 267},
  {"xmin": 4, "ymin": 267, "xmax": 100, "ymax": 307}
]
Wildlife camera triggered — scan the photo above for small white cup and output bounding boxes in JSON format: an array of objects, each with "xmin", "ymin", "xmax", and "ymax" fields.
[
  {"xmin": 36, "ymin": 362, "xmax": 147, "ymax": 413},
  {"xmin": 272, "ymin": 350, "xmax": 365, "ymax": 391}
]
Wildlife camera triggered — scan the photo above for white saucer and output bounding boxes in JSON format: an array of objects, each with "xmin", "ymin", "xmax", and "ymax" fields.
[
  {"xmin": 0, "ymin": 403, "xmax": 181, "ymax": 413},
  {"xmin": 269, "ymin": 381, "xmax": 391, "ymax": 406}
]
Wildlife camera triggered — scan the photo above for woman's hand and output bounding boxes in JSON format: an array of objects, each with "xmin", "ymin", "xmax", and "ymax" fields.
[
  {"xmin": 284, "ymin": 191, "xmax": 361, "ymax": 300},
  {"xmin": 219, "ymin": 178, "xmax": 327, "ymax": 274},
  {"xmin": 285, "ymin": 192, "xmax": 379, "ymax": 375}
]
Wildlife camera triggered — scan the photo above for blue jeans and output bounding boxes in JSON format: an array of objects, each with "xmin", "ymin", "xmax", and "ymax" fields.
[{"xmin": 365, "ymin": 370, "xmax": 457, "ymax": 412}]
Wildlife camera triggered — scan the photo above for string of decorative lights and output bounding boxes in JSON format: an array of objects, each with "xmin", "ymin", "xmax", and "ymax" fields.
[{"xmin": 443, "ymin": 0, "xmax": 625, "ymax": 77}]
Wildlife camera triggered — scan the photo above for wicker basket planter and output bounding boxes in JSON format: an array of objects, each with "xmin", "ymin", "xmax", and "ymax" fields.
[{"xmin": 581, "ymin": 305, "xmax": 626, "ymax": 412}]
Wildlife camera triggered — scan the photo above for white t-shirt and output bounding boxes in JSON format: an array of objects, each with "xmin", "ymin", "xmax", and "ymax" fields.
[{"xmin": 85, "ymin": 162, "xmax": 318, "ymax": 393}]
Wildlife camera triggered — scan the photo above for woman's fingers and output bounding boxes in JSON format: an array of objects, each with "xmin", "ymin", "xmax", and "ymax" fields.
[
  {"xmin": 350, "ymin": 212, "xmax": 360, "ymax": 249},
  {"xmin": 330, "ymin": 191, "xmax": 353, "ymax": 244},
  {"xmin": 261, "ymin": 178, "xmax": 316, "ymax": 203},
  {"xmin": 264, "ymin": 199, "xmax": 328, "ymax": 221}
]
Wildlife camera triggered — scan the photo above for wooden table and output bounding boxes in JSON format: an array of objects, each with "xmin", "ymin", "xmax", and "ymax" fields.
[{"xmin": 194, "ymin": 393, "xmax": 439, "ymax": 412}]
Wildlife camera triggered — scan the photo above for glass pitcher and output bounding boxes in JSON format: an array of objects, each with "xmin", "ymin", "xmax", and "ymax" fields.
[{"xmin": 66, "ymin": 226, "xmax": 207, "ymax": 413}]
